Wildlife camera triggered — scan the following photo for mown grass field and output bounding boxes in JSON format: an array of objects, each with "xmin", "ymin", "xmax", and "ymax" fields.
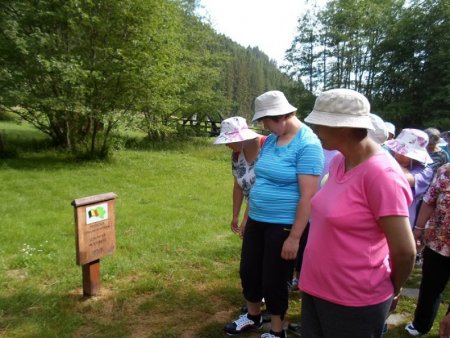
[{"xmin": 0, "ymin": 121, "xmax": 447, "ymax": 338}]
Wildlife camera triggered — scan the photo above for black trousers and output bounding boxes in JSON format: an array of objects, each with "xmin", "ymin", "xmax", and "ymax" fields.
[
  {"xmin": 413, "ymin": 246, "xmax": 450, "ymax": 333},
  {"xmin": 240, "ymin": 217, "xmax": 295, "ymax": 316}
]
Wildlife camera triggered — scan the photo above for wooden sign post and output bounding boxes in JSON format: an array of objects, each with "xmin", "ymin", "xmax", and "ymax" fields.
[{"xmin": 72, "ymin": 192, "xmax": 117, "ymax": 296}]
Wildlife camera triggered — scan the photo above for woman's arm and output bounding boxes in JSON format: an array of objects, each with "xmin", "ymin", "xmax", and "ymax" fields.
[
  {"xmin": 379, "ymin": 216, "xmax": 416, "ymax": 296},
  {"xmin": 239, "ymin": 203, "xmax": 249, "ymax": 239},
  {"xmin": 231, "ymin": 178, "xmax": 244, "ymax": 234},
  {"xmin": 242, "ymin": 137, "xmax": 261, "ymax": 163},
  {"xmin": 281, "ymin": 174, "xmax": 319, "ymax": 260},
  {"xmin": 413, "ymin": 201, "xmax": 434, "ymax": 249}
]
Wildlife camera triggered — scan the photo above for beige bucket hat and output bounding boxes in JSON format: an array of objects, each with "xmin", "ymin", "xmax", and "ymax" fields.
[
  {"xmin": 252, "ymin": 91, "xmax": 297, "ymax": 122},
  {"xmin": 305, "ymin": 88, "xmax": 374, "ymax": 130}
]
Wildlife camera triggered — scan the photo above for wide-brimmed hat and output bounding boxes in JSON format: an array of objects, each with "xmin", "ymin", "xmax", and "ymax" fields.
[
  {"xmin": 252, "ymin": 91, "xmax": 297, "ymax": 122},
  {"xmin": 385, "ymin": 128, "xmax": 433, "ymax": 165},
  {"xmin": 304, "ymin": 88, "xmax": 374, "ymax": 130},
  {"xmin": 384, "ymin": 122, "xmax": 396, "ymax": 136},
  {"xmin": 368, "ymin": 114, "xmax": 388, "ymax": 144},
  {"xmin": 437, "ymin": 137, "xmax": 447, "ymax": 146},
  {"xmin": 213, "ymin": 116, "xmax": 259, "ymax": 144}
]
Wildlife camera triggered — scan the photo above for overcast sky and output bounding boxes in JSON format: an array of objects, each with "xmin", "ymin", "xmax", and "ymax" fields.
[{"xmin": 197, "ymin": 0, "xmax": 328, "ymax": 66}]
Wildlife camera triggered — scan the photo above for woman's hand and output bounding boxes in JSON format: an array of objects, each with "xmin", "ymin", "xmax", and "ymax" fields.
[
  {"xmin": 413, "ymin": 227, "xmax": 425, "ymax": 251},
  {"xmin": 230, "ymin": 217, "xmax": 239, "ymax": 234},
  {"xmin": 389, "ymin": 292, "xmax": 401, "ymax": 312},
  {"xmin": 281, "ymin": 236, "xmax": 299, "ymax": 261}
]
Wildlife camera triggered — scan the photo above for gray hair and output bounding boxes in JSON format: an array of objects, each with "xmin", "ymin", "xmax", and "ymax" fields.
[{"xmin": 424, "ymin": 127, "xmax": 441, "ymax": 145}]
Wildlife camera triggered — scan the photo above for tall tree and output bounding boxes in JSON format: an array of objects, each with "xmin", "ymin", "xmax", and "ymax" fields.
[
  {"xmin": 285, "ymin": 9, "xmax": 321, "ymax": 93},
  {"xmin": 285, "ymin": 0, "xmax": 449, "ymax": 130},
  {"xmin": 374, "ymin": 0, "xmax": 450, "ymax": 129},
  {"xmin": 0, "ymin": 0, "xmax": 185, "ymax": 156}
]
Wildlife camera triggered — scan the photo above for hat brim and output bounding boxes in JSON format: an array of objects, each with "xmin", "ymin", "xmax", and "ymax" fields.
[
  {"xmin": 304, "ymin": 110, "xmax": 374, "ymax": 130},
  {"xmin": 213, "ymin": 128, "xmax": 259, "ymax": 144},
  {"xmin": 252, "ymin": 103, "xmax": 297, "ymax": 122},
  {"xmin": 385, "ymin": 140, "xmax": 434, "ymax": 165},
  {"xmin": 437, "ymin": 137, "xmax": 447, "ymax": 146}
]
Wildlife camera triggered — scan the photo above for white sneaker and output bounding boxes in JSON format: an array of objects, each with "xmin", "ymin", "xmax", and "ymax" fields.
[
  {"xmin": 405, "ymin": 322, "xmax": 423, "ymax": 336},
  {"xmin": 261, "ymin": 330, "xmax": 287, "ymax": 338},
  {"xmin": 224, "ymin": 313, "xmax": 262, "ymax": 335}
]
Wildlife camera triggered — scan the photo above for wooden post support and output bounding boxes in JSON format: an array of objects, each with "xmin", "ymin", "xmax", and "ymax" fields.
[
  {"xmin": 82, "ymin": 259, "xmax": 101, "ymax": 296},
  {"xmin": 72, "ymin": 192, "xmax": 117, "ymax": 297}
]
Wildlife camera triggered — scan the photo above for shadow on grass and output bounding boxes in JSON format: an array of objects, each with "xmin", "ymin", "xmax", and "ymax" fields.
[
  {"xmin": 0, "ymin": 289, "xmax": 83, "ymax": 337},
  {"xmin": 0, "ymin": 279, "xmax": 244, "ymax": 338},
  {"xmin": 0, "ymin": 288, "xmax": 136, "ymax": 337},
  {"xmin": 0, "ymin": 153, "xmax": 83, "ymax": 171},
  {"xmin": 0, "ymin": 136, "xmax": 218, "ymax": 172},
  {"xmin": 2, "ymin": 277, "xmax": 447, "ymax": 338}
]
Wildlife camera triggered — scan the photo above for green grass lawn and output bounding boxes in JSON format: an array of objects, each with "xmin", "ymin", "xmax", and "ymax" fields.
[{"xmin": 0, "ymin": 122, "xmax": 448, "ymax": 337}]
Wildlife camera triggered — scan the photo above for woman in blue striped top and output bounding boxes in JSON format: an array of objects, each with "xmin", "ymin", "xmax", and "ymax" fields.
[{"xmin": 224, "ymin": 91, "xmax": 324, "ymax": 338}]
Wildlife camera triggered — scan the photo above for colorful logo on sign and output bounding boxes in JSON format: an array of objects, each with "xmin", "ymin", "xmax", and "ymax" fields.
[{"xmin": 86, "ymin": 203, "xmax": 108, "ymax": 224}]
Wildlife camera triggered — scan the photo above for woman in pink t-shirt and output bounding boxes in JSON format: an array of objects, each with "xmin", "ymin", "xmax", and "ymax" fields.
[{"xmin": 300, "ymin": 89, "xmax": 417, "ymax": 338}]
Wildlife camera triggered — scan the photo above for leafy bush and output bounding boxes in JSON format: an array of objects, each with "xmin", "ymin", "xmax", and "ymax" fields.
[{"xmin": 146, "ymin": 123, "xmax": 179, "ymax": 141}]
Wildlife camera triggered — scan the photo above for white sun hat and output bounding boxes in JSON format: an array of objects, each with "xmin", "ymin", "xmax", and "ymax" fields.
[
  {"xmin": 252, "ymin": 90, "xmax": 297, "ymax": 122},
  {"xmin": 384, "ymin": 122, "xmax": 396, "ymax": 137},
  {"xmin": 304, "ymin": 88, "xmax": 374, "ymax": 130},
  {"xmin": 385, "ymin": 128, "xmax": 433, "ymax": 165},
  {"xmin": 368, "ymin": 114, "xmax": 389, "ymax": 144},
  {"xmin": 213, "ymin": 116, "xmax": 259, "ymax": 144},
  {"xmin": 437, "ymin": 137, "xmax": 447, "ymax": 146}
]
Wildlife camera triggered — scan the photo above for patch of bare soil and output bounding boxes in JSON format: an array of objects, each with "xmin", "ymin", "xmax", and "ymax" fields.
[{"xmin": 6, "ymin": 269, "xmax": 28, "ymax": 280}]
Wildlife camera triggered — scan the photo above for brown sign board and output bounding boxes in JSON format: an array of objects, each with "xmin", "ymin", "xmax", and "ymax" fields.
[{"xmin": 72, "ymin": 192, "xmax": 117, "ymax": 266}]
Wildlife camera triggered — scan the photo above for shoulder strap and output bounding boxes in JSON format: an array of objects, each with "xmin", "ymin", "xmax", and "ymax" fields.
[{"xmin": 260, "ymin": 135, "xmax": 268, "ymax": 148}]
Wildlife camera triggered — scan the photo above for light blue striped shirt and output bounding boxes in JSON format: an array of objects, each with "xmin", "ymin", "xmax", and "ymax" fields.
[{"xmin": 249, "ymin": 125, "xmax": 323, "ymax": 225}]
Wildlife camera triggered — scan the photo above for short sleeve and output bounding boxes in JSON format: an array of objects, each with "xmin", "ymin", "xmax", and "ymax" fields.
[
  {"xmin": 414, "ymin": 166, "xmax": 434, "ymax": 197},
  {"xmin": 296, "ymin": 142, "xmax": 324, "ymax": 176},
  {"xmin": 423, "ymin": 165, "xmax": 447, "ymax": 205},
  {"xmin": 366, "ymin": 168, "xmax": 413, "ymax": 219}
]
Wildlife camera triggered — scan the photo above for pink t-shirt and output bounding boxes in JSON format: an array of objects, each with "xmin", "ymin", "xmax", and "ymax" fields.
[{"xmin": 300, "ymin": 152, "xmax": 412, "ymax": 306}]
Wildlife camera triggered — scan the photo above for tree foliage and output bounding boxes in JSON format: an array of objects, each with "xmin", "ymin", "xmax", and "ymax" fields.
[
  {"xmin": 285, "ymin": 0, "xmax": 450, "ymax": 130},
  {"xmin": 1, "ymin": 0, "xmax": 176, "ymax": 156},
  {"xmin": 217, "ymin": 39, "xmax": 298, "ymax": 122},
  {"xmin": 0, "ymin": 0, "xmax": 303, "ymax": 156}
]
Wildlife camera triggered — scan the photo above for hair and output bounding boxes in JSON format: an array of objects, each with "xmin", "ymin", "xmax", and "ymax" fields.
[
  {"xmin": 350, "ymin": 128, "xmax": 368, "ymax": 141},
  {"xmin": 424, "ymin": 127, "xmax": 440, "ymax": 145},
  {"xmin": 264, "ymin": 112, "xmax": 295, "ymax": 122}
]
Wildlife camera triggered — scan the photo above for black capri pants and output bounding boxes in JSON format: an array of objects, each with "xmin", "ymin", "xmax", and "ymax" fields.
[{"xmin": 240, "ymin": 217, "xmax": 295, "ymax": 316}]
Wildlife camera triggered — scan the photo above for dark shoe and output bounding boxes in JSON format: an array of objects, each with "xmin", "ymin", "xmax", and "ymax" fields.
[
  {"xmin": 224, "ymin": 313, "xmax": 263, "ymax": 335},
  {"xmin": 288, "ymin": 322, "xmax": 302, "ymax": 337}
]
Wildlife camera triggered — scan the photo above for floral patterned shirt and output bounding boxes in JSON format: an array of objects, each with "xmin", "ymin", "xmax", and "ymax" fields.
[
  {"xmin": 231, "ymin": 151, "xmax": 255, "ymax": 197},
  {"xmin": 423, "ymin": 163, "xmax": 450, "ymax": 257}
]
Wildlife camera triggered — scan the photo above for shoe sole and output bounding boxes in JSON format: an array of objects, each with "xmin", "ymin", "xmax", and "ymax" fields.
[{"xmin": 225, "ymin": 324, "xmax": 263, "ymax": 336}]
